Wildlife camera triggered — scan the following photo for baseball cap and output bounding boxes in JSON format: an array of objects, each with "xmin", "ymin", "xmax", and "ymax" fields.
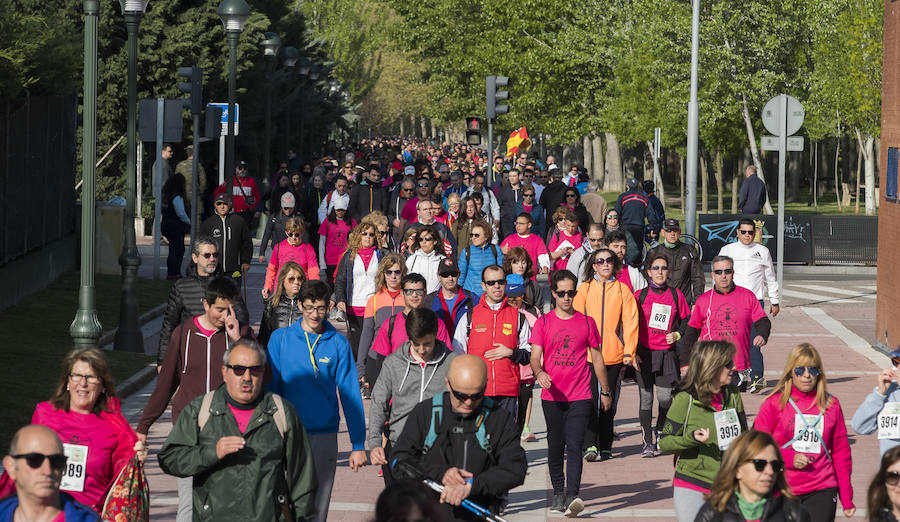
[
  {"xmin": 238, "ymin": 160, "xmax": 248, "ymax": 168},
  {"xmin": 333, "ymin": 198, "xmax": 349, "ymax": 211},
  {"xmin": 214, "ymin": 192, "xmax": 231, "ymax": 203},
  {"xmin": 281, "ymin": 192, "xmax": 296, "ymax": 208},
  {"xmin": 404, "ymin": 165, "xmax": 416, "ymax": 176},
  {"xmin": 506, "ymin": 274, "xmax": 526, "ymax": 297},
  {"xmin": 438, "ymin": 258, "xmax": 460, "ymax": 276},
  {"xmin": 626, "ymin": 177, "xmax": 639, "ymax": 189},
  {"xmin": 663, "ymin": 218, "xmax": 680, "ymax": 231}
]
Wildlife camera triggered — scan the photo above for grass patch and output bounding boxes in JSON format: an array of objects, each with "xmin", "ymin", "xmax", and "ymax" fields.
[{"xmin": 0, "ymin": 272, "xmax": 169, "ymax": 450}]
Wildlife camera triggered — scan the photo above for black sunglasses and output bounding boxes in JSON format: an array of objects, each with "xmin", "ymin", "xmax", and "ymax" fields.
[
  {"xmin": 555, "ymin": 290, "xmax": 577, "ymax": 298},
  {"xmin": 483, "ymin": 279, "xmax": 506, "ymax": 287},
  {"xmin": 385, "ymin": 269, "xmax": 402, "ymax": 276},
  {"xmin": 226, "ymin": 364, "xmax": 264, "ymax": 377},
  {"xmin": 713, "ymin": 268, "xmax": 734, "ymax": 275},
  {"xmin": 738, "ymin": 229, "xmax": 755, "ymax": 235},
  {"xmin": 887, "ymin": 471, "xmax": 900, "ymax": 486},
  {"xmin": 746, "ymin": 459, "xmax": 785, "ymax": 473},
  {"xmin": 287, "ymin": 233, "xmax": 301, "ymax": 238},
  {"xmin": 449, "ymin": 385, "xmax": 485, "ymax": 402},
  {"xmin": 13, "ymin": 453, "xmax": 67, "ymax": 470},
  {"xmin": 594, "ymin": 257, "xmax": 615, "ymax": 265},
  {"xmin": 201, "ymin": 252, "xmax": 219, "ymax": 259}
]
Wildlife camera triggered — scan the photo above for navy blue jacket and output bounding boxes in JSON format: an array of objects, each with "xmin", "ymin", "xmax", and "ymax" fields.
[
  {"xmin": 0, "ymin": 493, "xmax": 100, "ymax": 522},
  {"xmin": 425, "ymin": 288, "xmax": 475, "ymax": 334},
  {"xmin": 615, "ymin": 189, "xmax": 651, "ymax": 227},
  {"xmin": 737, "ymin": 174, "xmax": 767, "ymax": 214}
]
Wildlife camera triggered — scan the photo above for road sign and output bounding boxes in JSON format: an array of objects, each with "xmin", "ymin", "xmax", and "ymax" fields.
[
  {"xmin": 761, "ymin": 135, "xmax": 804, "ymax": 152},
  {"xmin": 762, "ymin": 94, "xmax": 804, "ymax": 136},
  {"xmin": 208, "ymin": 103, "xmax": 239, "ymax": 136}
]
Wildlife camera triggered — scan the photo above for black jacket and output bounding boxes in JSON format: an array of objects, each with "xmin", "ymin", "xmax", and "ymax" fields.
[
  {"xmin": 199, "ymin": 213, "xmax": 252, "ymax": 274},
  {"xmin": 391, "ymin": 392, "xmax": 527, "ymax": 518},
  {"xmin": 738, "ymin": 174, "xmax": 767, "ymax": 214},
  {"xmin": 496, "ymin": 183, "xmax": 523, "ymax": 238},
  {"xmin": 258, "ymin": 294, "xmax": 300, "ymax": 347},
  {"xmin": 349, "ymin": 181, "xmax": 389, "ymax": 223},
  {"xmin": 258, "ymin": 211, "xmax": 309, "ymax": 258},
  {"xmin": 614, "ymin": 189, "xmax": 651, "ymax": 227},
  {"xmin": 157, "ymin": 264, "xmax": 250, "ymax": 365},
  {"xmin": 694, "ymin": 495, "xmax": 810, "ymax": 522},
  {"xmin": 643, "ymin": 242, "xmax": 705, "ymax": 305},
  {"xmin": 539, "ymin": 181, "xmax": 568, "ymax": 233}
]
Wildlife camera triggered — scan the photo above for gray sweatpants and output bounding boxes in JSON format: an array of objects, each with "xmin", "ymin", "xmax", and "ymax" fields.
[
  {"xmin": 308, "ymin": 432, "xmax": 338, "ymax": 522},
  {"xmin": 673, "ymin": 486, "xmax": 707, "ymax": 522},
  {"xmin": 176, "ymin": 476, "xmax": 192, "ymax": 522}
]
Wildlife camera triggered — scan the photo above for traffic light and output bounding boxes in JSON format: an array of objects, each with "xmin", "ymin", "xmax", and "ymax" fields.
[
  {"xmin": 485, "ymin": 75, "xmax": 509, "ymax": 120},
  {"xmin": 465, "ymin": 117, "xmax": 482, "ymax": 145},
  {"xmin": 177, "ymin": 66, "xmax": 203, "ymax": 115}
]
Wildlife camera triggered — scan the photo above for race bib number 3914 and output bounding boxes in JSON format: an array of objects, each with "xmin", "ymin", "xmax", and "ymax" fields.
[{"xmin": 879, "ymin": 402, "xmax": 900, "ymax": 439}]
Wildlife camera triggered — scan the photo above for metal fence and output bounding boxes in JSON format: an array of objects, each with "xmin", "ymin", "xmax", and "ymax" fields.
[
  {"xmin": 0, "ymin": 95, "xmax": 77, "ymax": 267},
  {"xmin": 697, "ymin": 214, "xmax": 877, "ymax": 266}
]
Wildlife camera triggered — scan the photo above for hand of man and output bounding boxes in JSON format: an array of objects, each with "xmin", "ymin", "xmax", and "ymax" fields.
[
  {"xmin": 484, "ymin": 344, "xmax": 513, "ymax": 361},
  {"xmin": 693, "ymin": 428, "xmax": 709, "ymax": 443},
  {"xmin": 224, "ymin": 304, "xmax": 241, "ymax": 341},
  {"xmin": 535, "ymin": 371, "xmax": 552, "ymax": 389},
  {"xmin": 753, "ymin": 335, "xmax": 766, "ymax": 347},
  {"xmin": 793, "ymin": 453, "xmax": 810, "ymax": 470},
  {"xmin": 216, "ymin": 436, "xmax": 245, "ymax": 459},
  {"xmin": 630, "ymin": 353, "xmax": 641, "ymax": 371},
  {"xmin": 665, "ymin": 332, "xmax": 679, "ymax": 344},
  {"xmin": 878, "ymin": 368, "xmax": 896, "ymax": 395},
  {"xmin": 337, "ymin": 302, "xmax": 347, "ymax": 313},
  {"xmin": 136, "ymin": 432, "xmax": 147, "ymax": 444},
  {"xmin": 600, "ymin": 395, "xmax": 612, "ymax": 412},
  {"xmin": 258, "ymin": 255, "xmax": 266, "ymax": 264},
  {"xmin": 770, "ymin": 304, "xmax": 780, "ymax": 317},
  {"xmin": 440, "ymin": 482, "xmax": 472, "ymax": 506},
  {"xmin": 370, "ymin": 447, "xmax": 387, "ymax": 466},
  {"xmin": 133, "ymin": 440, "xmax": 147, "ymax": 462},
  {"xmin": 241, "ymin": 263, "xmax": 251, "ymax": 274},
  {"xmin": 442, "ymin": 467, "xmax": 468, "ymax": 486},
  {"xmin": 348, "ymin": 450, "xmax": 368, "ymax": 471}
]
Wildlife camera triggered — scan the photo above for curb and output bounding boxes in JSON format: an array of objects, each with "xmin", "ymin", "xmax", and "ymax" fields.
[
  {"xmin": 98, "ymin": 303, "xmax": 167, "ymax": 347},
  {"xmin": 118, "ymin": 365, "xmax": 157, "ymax": 399}
]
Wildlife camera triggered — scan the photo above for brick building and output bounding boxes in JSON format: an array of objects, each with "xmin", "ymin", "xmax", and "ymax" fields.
[{"xmin": 877, "ymin": 0, "xmax": 900, "ymax": 350}]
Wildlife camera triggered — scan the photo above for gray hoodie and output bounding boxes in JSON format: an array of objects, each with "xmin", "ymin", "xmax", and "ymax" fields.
[
  {"xmin": 851, "ymin": 382, "xmax": 900, "ymax": 456},
  {"xmin": 367, "ymin": 340, "xmax": 457, "ymax": 448}
]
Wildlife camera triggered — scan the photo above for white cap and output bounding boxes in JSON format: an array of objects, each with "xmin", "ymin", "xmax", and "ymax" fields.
[
  {"xmin": 404, "ymin": 165, "xmax": 416, "ymax": 176},
  {"xmin": 333, "ymin": 197, "xmax": 349, "ymax": 211},
  {"xmin": 280, "ymin": 192, "xmax": 295, "ymax": 207}
]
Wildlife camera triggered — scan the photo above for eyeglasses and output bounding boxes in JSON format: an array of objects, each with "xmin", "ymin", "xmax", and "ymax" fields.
[
  {"xmin": 554, "ymin": 290, "xmax": 577, "ymax": 298},
  {"xmin": 403, "ymin": 288, "xmax": 426, "ymax": 296},
  {"xmin": 594, "ymin": 257, "xmax": 615, "ymax": 265},
  {"xmin": 483, "ymin": 279, "xmax": 506, "ymax": 287},
  {"xmin": 335, "ymin": 208, "xmax": 347, "ymax": 212},
  {"xmin": 649, "ymin": 265, "xmax": 669, "ymax": 271},
  {"xmin": 449, "ymin": 385, "xmax": 485, "ymax": 402},
  {"xmin": 287, "ymin": 232, "xmax": 301, "ymax": 238},
  {"xmin": 725, "ymin": 360, "xmax": 735, "ymax": 370},
  {"xmin": 793, "ymin": 366, "xmax": 821, "ymax": 377},
  {"xmin": 470, "ymin": 233, "xmax": 482, "ymax": 238},
  {"xmin": 738, "ymin": 229, "xmax": 755, "ymax": 235},
  {"xmin": 606, "ymin": 214, "xmax": 619, "ymax": 219},
  {"xmin": 401, "ymin": 188, "xmax": 414, "ymax": 193},
  {"xmin": 515, "ymin": 221, "xmax": 530, "ymax": 226},
  {"xmin": 713, "ymin": 268, "xmax": 734, "ymax": 275},
  {"xmin": 385, "ymin": 269, "xmax": 402, "ymax": 276},
  {"xmin": 285, "ymin": 276, "xmax": 302, "ymax": 283},
  {"xmin": 302, "ymin": 305, "xmax": 328, "ymax": 314},
  {"xmin": 419, "ymin": 236, "xmax": 434, "ymax": 242},
  {"xmin": 200, "ymin": 252, "xmax": 219, "ymax": 259},
  {"xmin": 69, "ymin": 373, "xmax": 101, "ymax": 384},
  {"xmin": 12, "ymin": 453, "xmax": 67, "ymax": 471},
  {"xmin": 417, "ymin": 183, "xmax": 429, "ymax": 188},
  {"xmin": 886, "ymin": 471, "xmax": 900, "ymax": 486},
  {"xmin": 226, "ymin": 364, "xmax": 264, "ymax": 377},
  {"xmin": 746, "ymin": 459, "xmax": 785, "ymax": 473}
]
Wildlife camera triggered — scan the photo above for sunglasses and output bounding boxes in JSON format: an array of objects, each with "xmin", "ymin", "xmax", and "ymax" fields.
[
  {"xmin": 417, "ymin": 183, "xmax": 429, "ymax": 187},
  {"xmin": 594, "ymin": 257, "xmax": 615, "ymax": 265},
  {"xmin": 483, "ymin": 279, "xmax": 506, "ymax": 287},
  {"xmin": 403, "ymin": 288, "xmax": 426, "ymax": 296},
  {"xmin": 419, "ymin": 236, "xmax": 435, "ymax": 242},
  {"xmin": 725, "ymin": 360, "xmax": 735, "ymax": 370},
  {"xmin": 287, "ymin": 233, "xmax": 301, "ymax": 238},
  {"xmin": 713, "ymin": 268, "xmax": 734, "ymax": 275},
  {"xmin": 226, "ymin": 364, "xmax": 264, "ymax": 377},
  {"xmin": 441, "ymin": 271, "xmax": 460, "ymax": 278},
  {"xmin": 378, "ymin": 230, "xmax": 388, "ymax": 236},
  {"xmin": 649, "ymin": 265, "xmax": 669, "ymax": 271},
  {"xmin": 335, "ymin": 208, "xmax": 347, "ymax": 212},
  {"xmin": 401, "ymin": 188, "xmax": 414, "ymax": 193},
  {"xmin": 385, "ymin": 269, "xmax": 402, "ymax": 276},
  {"xmin": 215, "ymin": 201, "xmax": 229, "ymax": 206},
  {"xmin": 555, "ymin": 290, "xmax": 577, "ymax": 298},
  {"xmin": 746, "ymin": 459, "xmax": 785, "ymax": 473},
  {"xmin": 793, "ymin": 366, "xmax": 821, "ymax": 377},
  {"xmin": 887, "ymin": 471, "xmax": 900, "ymax": 486},
  {"xmin": 470, "ymin": 233, "xmax": 482, "ymax": 238},
  {"xmin": 285, "ymin": 276, "xmax": 302, "ymax": 283},
  {"xmin": 360, "ymin": 232, "xmax": 375, "ymax": 237},
  {"xmin": 738, "ymin": 229, "xmax": 755, "ymax": 235},
  {"xmin": 200, "ymin": 252, "xmax": 219, "ymax": 259},
  {"xmin": 606, "ymin": 214, "xmax": 619, "ymax": 219},
  {"xmin": 12, "ymin": 453, "xmax": 67, "ymax": 471},
  {"xmin": 449, "ymin": 385, "xmax": 485, "ymax": 402},
  {"xmin": 523, "ymin": 193, "xmax": 535, "ymax": 197},
  {"xmin": 566, "ymin": 194, "xmax": 577, "ymax": 198}
]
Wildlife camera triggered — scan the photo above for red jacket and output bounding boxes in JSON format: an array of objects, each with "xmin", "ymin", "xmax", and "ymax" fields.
[
  {"xmin": 467, "ymin": 300, "xmax": 520, "ymax": 397},
  {"xmin": 213, "ymin": 175, "xmax": 261, "ymax": 213}
]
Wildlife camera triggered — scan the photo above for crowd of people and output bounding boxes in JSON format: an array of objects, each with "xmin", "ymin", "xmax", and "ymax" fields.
[{"xmin": 2, "ymin": 137, "xmax": 899, "ymax": 522}]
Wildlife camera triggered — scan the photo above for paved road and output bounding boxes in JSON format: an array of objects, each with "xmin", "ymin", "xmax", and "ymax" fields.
[{"xmin": 125, "ymin": 240, "xmax": 884, "ymax": 520}]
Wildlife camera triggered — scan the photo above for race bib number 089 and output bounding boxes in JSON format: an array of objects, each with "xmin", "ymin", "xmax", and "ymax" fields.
[{"xmin": 61, "ymin": 443, "xmax": 88, "ymax": 493}]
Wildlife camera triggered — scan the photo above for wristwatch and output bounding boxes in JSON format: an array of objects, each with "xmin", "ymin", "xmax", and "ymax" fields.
[{"xmin": 599, "ymin": 389, "xmax": 612, "ymax": 397}]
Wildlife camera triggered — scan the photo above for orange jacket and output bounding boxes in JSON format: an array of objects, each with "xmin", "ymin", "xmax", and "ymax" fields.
[{"xmin": 573, "ymin": 278, "xmax": 639, "ymax": 365}]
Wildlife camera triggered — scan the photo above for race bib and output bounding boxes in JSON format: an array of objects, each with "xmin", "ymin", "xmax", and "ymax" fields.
[
  {"xmin": 61, "ymin": 443, "xmax": 88, "ymax": 493},
  {"xmin": 878, "ymin": 402, "xmax": 900, "ymax": 439},
  {"xmin": 714, "ymin": 408, "xmax": 741, "ymax": 450},
  {"xmin": 648, "ymin": 303, "xmax": 672, "ymax": 331},
  {"xmin": 792, "ymin": 413, "xmax": 824, "ymax": 453}
]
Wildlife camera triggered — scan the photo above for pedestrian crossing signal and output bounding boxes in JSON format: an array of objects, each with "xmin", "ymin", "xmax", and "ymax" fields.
[{"xmin": 466, "ymin": 117, "xmax": 482, "ymax": 145}]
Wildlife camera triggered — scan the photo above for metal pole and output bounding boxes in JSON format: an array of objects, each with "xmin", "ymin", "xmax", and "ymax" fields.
[
  {"xmin": 71, "ymin": 0, "xmax": 103, "ymax": 347},
  {"xmin": 137, "ymin": 141, "xmax": 143, "ymax": 219},
  {"xmin": 263, "ymin": 56, "xmax": 274, "ymax": 192},
  {"xmin": 114, "ymin": 12, "xmax": 144, "ymax": 352},
  {"xmin": 191, "ymin": 112, "xmax": 200, "ymax": 242},
  {"xmin": 684, "ymin": 0, "xmax": 700, "ymax": 236},
  {"xmin": 226, "ymin": 31, "xmax": 239, "ymax": 195},
  {"xmin": 219, "ymin": 134, "xmax": 225, "ymax": 184},
  {"xmin": 776, "ymin": 94, "xmax": 787, "ymax": 293},
  {"xmin": 153, "ymin": 98, "xmax": 164, "ymax": 280},
  {"xmin": 487, "ymin": 119, "xmax": 494, "ymax": 187}
]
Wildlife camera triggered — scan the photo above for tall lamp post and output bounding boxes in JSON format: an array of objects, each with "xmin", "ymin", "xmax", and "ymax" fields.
[
  {"xmin": 281, "ymin": 46, "xmax": 299, "ymax": 158},
  {"xmin": 261, "ymin": 32, "xmax": 281, "ymax": 186},
  {"xmin": 684, "ymin": 0, "xmax": 701, "ymax": 236},
  {"xmin": 114, "ymin": 0, "xmax": 150, "ymax": 353},
  {"xmin": 216, "ymin": 0, "xmax": 251, "ymax": 195},
  {"xmin": 70, "ymin": 0, "xmax": 103, "ymax": 347}
]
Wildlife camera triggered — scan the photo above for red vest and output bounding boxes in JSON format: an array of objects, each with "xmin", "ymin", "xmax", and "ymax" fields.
[{"xmin": 467, "ymin": 300, "xmax": 521, "ymax": 397}]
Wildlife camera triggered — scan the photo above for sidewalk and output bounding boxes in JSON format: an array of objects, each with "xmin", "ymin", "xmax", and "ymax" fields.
[{"xmin": 122, "ymin": 243, "xmax": 883, "ymax": 520}]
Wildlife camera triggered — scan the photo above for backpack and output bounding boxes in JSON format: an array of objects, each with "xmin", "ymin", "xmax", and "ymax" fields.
[
  {"xmin": 197, "ymin": 390, "xmax": 288, "ymax": 439},
  {"xmin": 423, "ymin": 393, "xmax": 495, "ymax": 454},
  {"xmin": 464, "ymin": 243, "xmax": 498, "ymax": 266},
  {"xmin": 637, "ymin": 286, "xmax": 681, "ymax": 332}
]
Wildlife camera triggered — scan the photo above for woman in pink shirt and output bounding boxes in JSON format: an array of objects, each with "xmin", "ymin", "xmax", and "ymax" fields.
[
  {"xmin": 31, "ymin": 348, "xmax": 139, "ymax": 513},
  {"xmin": 547, "ymin": 208, "xmax": 582, "ymax": 272},
  {"xmin": 318, "ymin": 200, "xmax": 356, "ymax": 282},
  {"xmin": 262, "ymin": 217, "xmax": 319, "ymax": 298},
  {"xmin": 753, "ymin": 343, "xmax": 855, "ymax": 521}
]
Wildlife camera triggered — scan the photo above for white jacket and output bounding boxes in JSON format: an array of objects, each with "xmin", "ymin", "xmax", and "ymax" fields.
[
  {"xmin": 405, "ymin": 249, "xmax": 446, "ymax": 293},
  {"xmin": 718, "ymin": 241, "xmax": 779, "ymax": 303}
]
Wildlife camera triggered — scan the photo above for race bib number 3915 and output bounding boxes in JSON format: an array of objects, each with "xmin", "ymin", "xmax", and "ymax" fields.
[
  {"xmin": 714, "ymin": 408, "xmax": 741, "ymax": 451},
  {"xmin": 61, "ymin": 443, "xmax": 88, "ymax": 493}
]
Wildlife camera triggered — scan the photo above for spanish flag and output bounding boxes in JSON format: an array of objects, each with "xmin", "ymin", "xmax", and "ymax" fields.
[{"xmin": 506, "ymin": 127, "xmax": 532, "ymax": 157}]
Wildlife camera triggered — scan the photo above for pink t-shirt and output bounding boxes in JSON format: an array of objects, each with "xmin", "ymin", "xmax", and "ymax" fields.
[
  {"xmin": 687, "ymin": 286, "xmax": 766, "ymax": 371},
  {"xmin": 548, "ymin": 230, "xmax": 583, "ymax": 271},
  {"xmin": 529, "ymin": 310, "xmax": 600, "ymax": 402},
  {"xmin": 500, "ymin": 234, "xmax": 549, "ymax": 278},
  {"xmin": 228, "ymin": 404, "xmax": 255, "ymax": 433},
  {"xmin": 371, "ymin": 311, "xmax": 451, "ymax": 356},
  {"xmin": 194, "ymin": 316, "xmax": 217, "ymax": 336},
  {"xmin": 318, "ymin": 219, "xmax": 355, "ymax": 265},
  {"xmin": 400, "ymin": 197, "xmax": 421, "ymax": 222},
  {"xmin": 636, "ymin": 286, "xmax": 691, "ymax": 351}
]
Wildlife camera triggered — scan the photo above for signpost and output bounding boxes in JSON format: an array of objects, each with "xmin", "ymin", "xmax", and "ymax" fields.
[
  {"xmin": 208, "ymin": 102, "xmax": 239, "ymax": 184},
  {"xmin": 760, "ymin": 94, "xmax": 804, "ymax": 294}
]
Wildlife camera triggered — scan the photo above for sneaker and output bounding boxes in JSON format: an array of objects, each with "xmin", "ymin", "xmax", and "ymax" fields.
[
  {"xmin": 613, "ymin": 430, "xmax": 620, "ymax": 440},
  {"xmin": 749, "ymin": 376, "xmax": 766, "ymax": 394},
  {"xmin": 564, "ymin": 496, "xmax": 584, "ymax": 517},
  {"xmin": 360, "ymin": 380, "xmax": 371, "ymax": 399},
  {"xmin": 550, "ymin": 493, "xmax": 566, "ymax": 513},
  {"xmin": 521, "ymin": 426, "xmax": 536, "ymax": 442},
  {"xmin": 377, "ymin": 468, "xmax": 383, "ymax": 477},
  {"xmin": 599, "ymin": 450, "xmax": 613, "ymax": 461},
  {"xmin": 641, "ymin": 444, "xmax": 655, "ymax": 458},
  {"xmin": 583, "ymin": 446, "xmax": 598, "ymax": 462}
]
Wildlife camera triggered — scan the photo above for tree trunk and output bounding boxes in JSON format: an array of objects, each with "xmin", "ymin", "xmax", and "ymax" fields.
[
  {"xmin": 857, "ymin": 129, "xmax": 876, "ymax": 215},
  {"xmin": 855, "ymin": 132, "xmax": 862, "ymax": 213},
  {"xmin": 399, "ymin": 117, "xmax": 405, "ymax": 136},
  {"xmin": 583, "ymin": 135, "xmax": 593, "ymax": 179},
  {"xmin": 731, "ymin": 157, "xmax": 740, "ymax": 213},
  {"xmin": 680, "ymin": 154, "xmax": 686, "ymax": 212},
  {"xmin": 813, "ymin": 141, "xmax": 818, "ymax": 209},
  {"xmin": 700, "ymin": 151, "xmax": 709, "ymax": 213},
  {"xmin": 592, "ymin": 134, "xmax": 604, "ymax": 184},
  {"xmin": 420, "ymin": 116, "xmax": 427, "ymax": 138},
  {"xmin": 714, "ymin": 150, "xmax": 724, "ymax": 213},
  {"xmin": 741, "ymin": 94, "xmax": 774, "ymax": 214},
  {"xmin": 431, "ymin": 119, "xmax": 437, "ymax": 139},
  {"xmin": 834, "ymin": 135, "xmax": 842, "ymax": 210},
  {"xmin": 647, "ymin": 140, "xmax": 666, "ymax": 209},
  {"xmin": 604, "ymin": 133, "xmax": 623, "ymax": 192}
]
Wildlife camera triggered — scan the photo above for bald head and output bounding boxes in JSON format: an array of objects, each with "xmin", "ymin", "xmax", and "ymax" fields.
[
  {"xmin": 448, "ymin": 355, "xmax": 487, "ymax": 390},
  {"xmin": 9, "ymin": 425, "xmax": 62, "ymax": 456}
]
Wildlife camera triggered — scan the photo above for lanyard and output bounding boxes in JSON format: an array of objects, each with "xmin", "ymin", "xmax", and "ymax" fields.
[
  {"xmin": 784, "ymin": 397, "xmax": 832, "ymax": 462},
  {"xmin": 305, "ymin": 331, "xmax": 322, "ymax": 376}
]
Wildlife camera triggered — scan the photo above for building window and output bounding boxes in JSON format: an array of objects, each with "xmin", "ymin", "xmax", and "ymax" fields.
[{"xmin": 888, "ymin": 147, "xmax": 898, "ymax": 201}]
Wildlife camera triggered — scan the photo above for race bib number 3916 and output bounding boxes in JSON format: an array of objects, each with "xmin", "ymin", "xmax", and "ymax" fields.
[{"xmin": 61, "ymin": 443, "xmax": 88, "ymax": 493}]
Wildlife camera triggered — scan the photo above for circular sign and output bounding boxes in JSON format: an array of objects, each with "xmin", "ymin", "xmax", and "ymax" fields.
[{"xmin": 761, "ymin": 94, "xmax": 804, "ymax": 136}]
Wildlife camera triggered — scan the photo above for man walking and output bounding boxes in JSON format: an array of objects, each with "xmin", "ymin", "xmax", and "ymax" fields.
[
  {"xmin": 200, "ymin": 193, "xmax": 252, "ymax": 284},
  {"xmin": 615, "ymin": 177, "xmax": 651, "ymax": 266},
  {"xmin": 737, "ymin": 165, "xmax": 767, "ymax": 214},
  {"xmin": 642, "ymin": 219, "xmax": 705, "ymax": 305},
  {"xmin": 349, "ymin": 166, "xmax": 388, "ymax": 222},
  {"xmin": 425, "ymin": 258, "xmax": 474, "ymax": 335}
]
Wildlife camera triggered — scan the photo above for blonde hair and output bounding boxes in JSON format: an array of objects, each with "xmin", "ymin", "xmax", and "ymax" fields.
[
  {"xmin": 706, "ymin": 430, "xmax": 793, "ymax": 512},
  {"xmin": 346, "ymin": 221, "xmax": 378, "ymax": 262},
  {"xmin": 375, "ymin": 253, "xmax": 406, "ymax": 292},
  {"xmin": 768, "ymin": 343, "xmax": 832, "ymax": 411},
  {"xmin": 270, "ymin": 261, "xmax": 306, "ymax": 305},
  {"xmin": 285, "ymin": 216, "xmax": 305, "ymax": 234},
  {"xmin": 680, "ymin": 340, "xmax": 736, "ymax": 405},
  {"xmin": 362, "ymin": 211, "xmax": 390, "ymax": 249}
]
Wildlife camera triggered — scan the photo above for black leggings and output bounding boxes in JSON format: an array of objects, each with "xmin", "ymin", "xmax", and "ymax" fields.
[
  {"xmin": 797, "ymin": 487, "xmax": 837, "ymax": 522},
  {"xmin": 516, "ymin": 381, "xmax": 534, "ymax": 434},
  {"xmin": 583, "ymin": 362, "xmax": 600, "ymax": 451},
  {"xmin": 598, "ymin": 363, "xmax": 624, "ymax": 452},
  {"xmin": 543, "ymin": 399, "xmax": 591, "ymax": 496},
  {"xmin": 346, "ymin": 312, "xmax": 364, "ymax": 362},
  {"xmin": 162, "ymin": 222, "xmax": 187, "ymax": 277}
]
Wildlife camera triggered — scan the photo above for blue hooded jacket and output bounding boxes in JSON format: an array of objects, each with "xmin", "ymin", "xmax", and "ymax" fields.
[
  {"xmin": 267, "ymin": 320, "xmax": 367, "ymax": 451},
  {"xmin": 458, "ymin": 242, "xmax": 503, "ymax": 302},
  {"xmin": 0, "ymin": 492, "xmax": 99, "ymax": 522}
]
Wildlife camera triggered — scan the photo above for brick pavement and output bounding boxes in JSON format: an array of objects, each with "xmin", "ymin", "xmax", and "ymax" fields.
[{"xmin": 125, "ymin": 241, "xmax": 884, "ymax": 520}]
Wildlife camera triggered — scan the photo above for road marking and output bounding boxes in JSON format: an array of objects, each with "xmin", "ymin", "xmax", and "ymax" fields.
[
  {"xmin": 770, "ymin": 333, "xmax": 835, "ymax": 337},
  {"xmin": 802, "ymin": 307, "xmax": 890, "ymax": 367},
  {"xmin": 782, "ymin": 289, "xmax": 863, "ymax": 304},
  {"xmin": 329, "ymin": 502, "xmax": 375, "ymax": 513},
  {"xmin": 791, "ymin": 284, "xmax": 876, "ymax": 298},
  {"xmin": 507, "ymin": 386, "xmax": 549, "ymax": 521}
]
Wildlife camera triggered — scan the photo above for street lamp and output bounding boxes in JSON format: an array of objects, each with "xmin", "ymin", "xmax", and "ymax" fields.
[
  {"xmin": 216, "ymin": 0, "xmax": 251, "ymax": 195},
  {"xmin": 70, "ymin": 0, "xmax": 103, "ymax": 347},
  {"xmin": 261, "ymin": 32, "xmax": 281, "ymax": 188},
  {"xmin": 684, "ymin": 0, "xmax": 701, "ymax": 236},
  {"xmin": 281, "ymin": 46, "xmax": 299, "ymax": 157},
  {"xmin": 114, "ymin": 0, "xmax": 150, "ymax": 353}
]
